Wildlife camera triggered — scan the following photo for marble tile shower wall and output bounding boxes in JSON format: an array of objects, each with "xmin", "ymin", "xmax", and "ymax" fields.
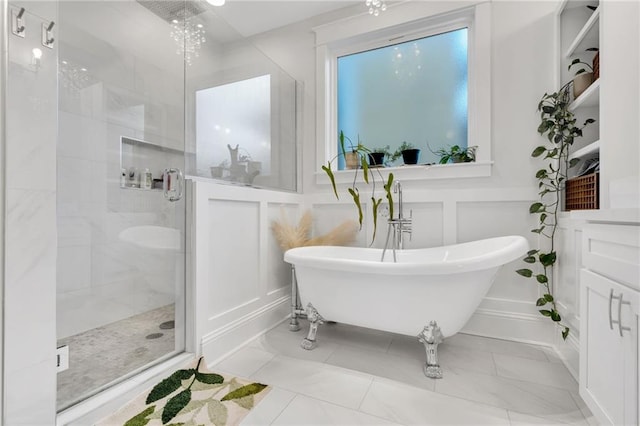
[
  {"xmin": 5, "ymin": 2, "xmax": 58, "ymax": 423},
  {"xmin": 56, "ymin": 4, "xmax": 185, "ymax": 339}
]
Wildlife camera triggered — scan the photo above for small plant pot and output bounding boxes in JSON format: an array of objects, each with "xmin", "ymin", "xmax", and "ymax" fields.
[
  {"xmin": 401, "ymin": 149, "xmax": 421, "ymax": 165},
  {"xmin": 345, "ymin": 152, "xmax": 360, "ymax": 169},
  {"xmin": 368, "ymin": 152, "xmax": 385, "ymax": 167},
  {"xmin": 573, "ymin": 72, "xmax": 594, "ymax": 99}
]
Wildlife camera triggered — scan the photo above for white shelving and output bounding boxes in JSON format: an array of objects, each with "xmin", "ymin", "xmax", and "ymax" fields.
[
  {"xmin": 565, "ymin": 6, "xmax": 600, "ymax": 57},
  {"xmin": 569, "ymin": 139, "xmax": 600, "ymax": 161},
  {"xmin": 569, "ymin": 78, "xmax": 600, "ymax": 111}
]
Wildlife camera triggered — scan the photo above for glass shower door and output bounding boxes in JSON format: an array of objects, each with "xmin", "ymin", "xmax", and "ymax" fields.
[{"xmin": 56, "ymin": 0, "xmax": 187, "ymax": 410}]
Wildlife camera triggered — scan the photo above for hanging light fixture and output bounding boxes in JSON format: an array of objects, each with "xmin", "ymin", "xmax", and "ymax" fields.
[
  {"xmin": 170, "ymin": 17, "xmax": 206, "ymax": 66},
  {"xmin": 365, "ymin": 0, "xmax": 387, "ymax": 16}
]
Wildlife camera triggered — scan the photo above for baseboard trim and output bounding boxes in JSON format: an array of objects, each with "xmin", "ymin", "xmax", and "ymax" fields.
[
  {"xmin": 201, "ymin": 296, "xmax": 290, "ymax": 365},
  {"xmin": 552, "ymin": 324, "xmax": 580, "ymax": 381}
]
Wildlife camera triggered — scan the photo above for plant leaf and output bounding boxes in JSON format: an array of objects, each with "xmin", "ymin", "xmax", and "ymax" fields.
[
  {"xmin": 529, "ymin": 202, "xmax": 544, "ymax": 214},
  {"xmin": 321, "ymin": 164, "xmax": 339, "ymax": 200},
  {"xmin": 536, "ymin": 274, "xmax": 548, "ymax": 284},
  {"xmin": 162, "ymin": 389, "xmax": 191, "ymax": 424},
  {"xmin": 527, "ymin": 249, "xmax": 539, "ymax": 256},
  {"xmin": 384, "ymin": 173, "xmax": 394, "ymax": 220},
  {"xmin": 339, "ymin": 130, "xmax": 347, "ymax": 157},
  {"xmin": 207, "ymin": 399, "xmax": 228, "ymax": 426},
  {"xmin": 347, "ymin": 188, "xmax": 363, "ymax": 229},
  {"xmin": 544, "ymin": 293, "xmax": 554, "ymax": 302},
  {"xmin": 124, "ymin": 406, "xmax": 155, "ymax": 426},
  {"xmin": 569, "ymin": 158, "xmax": 581, "ymax": 168},
  {"xmin": 361, "ymin": 155, "xmax": 370, "ymax": 184},
  {"xmin": 539, "ymin": 309, "xmax": 552, "ymax": 317},
  {"xmin": 531, "ymin": 146, "xmax": 547, "ymax": 157},
  {"xmin": 524, "ymin": 256, "xmax": 536, "ymax": 263},
  {"xmin": 562, "ymin": 327, "xmax": 570, "ymax": 340},
  {"xmin": 539, "ymin": 252, "xmax": 557, "ymax": 267},
  {"xmin": 536, "ymin": 297, "xmax": 547, "ymax": 307},
  {"xmin": 220, "ymin": 383, "xmax": 268, "ymax": 401},
  {"xmin": 516, "ymin": 269, "xmax": 533, "ymax": 278},
  {"xmin": 370, "ymin": 197, "xmax": 382, "ymax": 245},
  {"xmin": 195, "ymin": 372, "xmax": 224, "ymax": 385},
  {"xmin": 146, "ymin": 369, "xmax": 194, "ymax": 404},
  {"xmin": 550, "ymin": 310, "xmax": 562, "ymax": 322}
]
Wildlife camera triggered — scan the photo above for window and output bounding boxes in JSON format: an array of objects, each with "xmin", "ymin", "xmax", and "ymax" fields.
[
  {"xmin": 315, "ymin": 3, "xmax": 491, "ymax": 180},
  {"xmin": 337, "ymin": 28, "xmax": 468, "ymax": 168}
]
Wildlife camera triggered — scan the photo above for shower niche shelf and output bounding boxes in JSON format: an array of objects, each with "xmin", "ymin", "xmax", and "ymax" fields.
[{"xmin": 120, "ymin": 136, "xmax": 184, "ymax": 191}]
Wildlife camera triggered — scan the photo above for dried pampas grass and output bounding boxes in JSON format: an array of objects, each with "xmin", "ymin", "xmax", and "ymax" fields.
[
  {"xmin": 271, "ymin": 209, "xmax": 358, "ymax": 251},
  {"xmin": 271, "ymin": 210, "xmax": 312, "ymax": 251}
]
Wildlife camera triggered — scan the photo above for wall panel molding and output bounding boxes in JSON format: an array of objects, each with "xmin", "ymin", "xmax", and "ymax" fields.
[{"xmin": 191, "ymin": 180, "xmax": 303, "ymax": 356}]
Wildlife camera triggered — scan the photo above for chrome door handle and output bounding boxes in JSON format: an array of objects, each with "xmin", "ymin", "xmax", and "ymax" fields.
[
  {"xmin": 609, "ymin": 288, "xmax": 614, "ymax": 330},
  {"xmin": 610, "ymin": 290, "xmax": 632, "ymax": 337},
  {"xmin": 163, "ymin": 168, "xmax": 184, "ymax": 202}
]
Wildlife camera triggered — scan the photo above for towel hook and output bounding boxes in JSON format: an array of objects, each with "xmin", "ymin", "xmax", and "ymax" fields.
[{"xmin": 42, "ymin": 21, "xmax": 55, "ymax": 48}]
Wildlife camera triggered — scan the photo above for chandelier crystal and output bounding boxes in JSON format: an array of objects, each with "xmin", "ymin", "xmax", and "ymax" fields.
[
  {"xmin": 365, "ymin": 0, "xmax": 387, "ymax": 16},
  {"xmin": 170, "ymin": 17, "xmax": 206, "ymax": 66}
]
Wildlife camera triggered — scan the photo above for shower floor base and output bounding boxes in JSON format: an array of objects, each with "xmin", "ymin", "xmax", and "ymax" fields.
[{"xmin": 57, "ymin": 304, "xmax": 175, "ymax": 410}]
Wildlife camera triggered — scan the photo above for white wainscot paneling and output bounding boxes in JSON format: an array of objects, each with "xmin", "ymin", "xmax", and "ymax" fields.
[
  {"xmin": 193, "ymin": 180, "xmax": 303, "ymax": 363},
  {"xmin": 457, "ymin": 201, "xmax": 553, "ymax": 344},
  {"xmin": 208, "ymin": 199, "xmax": 261, "ymax": 317},
  {"xmin": 397, "ymin": 202, "xmax": 443, "ymax": 249},
  {"xmin": 267, "ymin": 203, "xmax": 300, "ymax": 295},
  {"xmin": 556, "ymin": 223, "xmax": 583, "ymax": 329},
  {"xmin": 311, "ymin": 202, "xmax": 369, "ymax": 247}
]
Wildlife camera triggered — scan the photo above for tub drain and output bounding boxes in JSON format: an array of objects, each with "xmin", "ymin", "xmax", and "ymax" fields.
[
  {"xmin": 159, "ymin": 321, "xmax": 175, "ymax": 330},
  {"xmin": 146, "ymin": 333, "xmax": 164, "ymax": 340}
]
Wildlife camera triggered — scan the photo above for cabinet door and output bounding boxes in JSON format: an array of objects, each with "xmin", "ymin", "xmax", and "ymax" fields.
[{"xmin": 580, "ymin": 269, "xmax": 639, "ymax": 426}]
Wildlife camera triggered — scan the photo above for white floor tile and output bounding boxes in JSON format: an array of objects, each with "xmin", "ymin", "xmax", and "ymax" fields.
[
  {"xmin": 508, "ymin": 410, "xmax": 587, "ymax": 426},
  {"xmin": 435, "ymin": 365, "xmax": 585, "ymax": 425},
  {"xmin": 251, "ymin": 355, "xmax": 373, "ymax": 410},
  {"xmin": 213, "ymin": 345, "xmax": 276, "ymax": 378},
  {"xmin": 239, "ymin": 388, "xmax": 296, "ymax": 426},
  {"xmin": 386, "ymin": 333, "xmax": 424, "ymax": 360},
  {"xmin": 493, "ymin": 353, "xmax": 578, "ymax": 391},
  {"xmin": 360, "ymin": 378, "xmax": 511, "ymax": 425},
  {"xmin": 272, "ymin": 394, "xmax": 401, "ymax": 426},
  {"xmin": 445, "ymin": 333, "xmax": 549, "ymax": 361},
  {"xmin": 326, "ymin": 344, "xmax": 436, "ymax": 392},
  {"xmin": 253, "ymin": 326, "xmax": 339, "ymax": 363},
  {"xmin": 320, "ymin": 322, "xmax": 394, "ymax": 353},
  {"xmin": 439, "ymin": 343, "xmax": 497, "ymax": 375}
]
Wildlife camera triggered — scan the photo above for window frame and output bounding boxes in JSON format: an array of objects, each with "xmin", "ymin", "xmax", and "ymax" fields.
[{"xmin": 315, "ymin": 2, "xmax": 492, "ymax": 182}]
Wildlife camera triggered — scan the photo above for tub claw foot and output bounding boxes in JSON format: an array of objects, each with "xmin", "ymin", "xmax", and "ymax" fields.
[
  {"xmin": 418, "ymin": 320, "xmax": 444, "ymax": 379},
  {"xmin": 300, "ymin": 303, "xmax": 324, "ymax": 351}
]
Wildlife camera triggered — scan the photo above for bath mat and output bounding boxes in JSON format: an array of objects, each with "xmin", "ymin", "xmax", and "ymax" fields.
[{"xmin": 97, "ymin": 357, "xmax": 270, "ymax": 426}]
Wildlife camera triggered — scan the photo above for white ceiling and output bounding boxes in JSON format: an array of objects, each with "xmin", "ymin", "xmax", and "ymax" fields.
[{"xmin": 210, "ymin": 1, "xmax": 362, "ymax": 37}]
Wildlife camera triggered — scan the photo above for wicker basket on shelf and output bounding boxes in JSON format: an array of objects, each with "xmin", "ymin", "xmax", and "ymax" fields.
[
  {"xmin": 565, "ymin": 172, "xmax": 599, "ymax": 210},
  {"xmin": 592, "ymin": 51, "xmax": 600, "ymax": 80}
]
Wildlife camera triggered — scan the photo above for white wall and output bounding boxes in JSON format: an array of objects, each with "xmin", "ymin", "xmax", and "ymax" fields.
[
  {"xmin": 249, "ymin": 1, "xmax": 562, "ymax": 345},
  {"xmin": 190, "ymin": 180, "xmax": 303, "ymax": 362}
]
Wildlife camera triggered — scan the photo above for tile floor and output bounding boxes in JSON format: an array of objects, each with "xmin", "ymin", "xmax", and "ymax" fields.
[{"xmin": 210, "ymin": 319, "xmax": 596, "ymax": 426}]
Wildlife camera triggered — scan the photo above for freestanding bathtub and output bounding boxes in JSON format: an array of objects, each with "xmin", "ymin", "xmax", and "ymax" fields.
[{"xmin": 284, "ymin": 235, "xmax": 529, "ymax": 377}]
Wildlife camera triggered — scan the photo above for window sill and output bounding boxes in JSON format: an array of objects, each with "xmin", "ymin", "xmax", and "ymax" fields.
[{"xmin": 315, "ymin": 161, "xmax": 493, "ymax": 185}]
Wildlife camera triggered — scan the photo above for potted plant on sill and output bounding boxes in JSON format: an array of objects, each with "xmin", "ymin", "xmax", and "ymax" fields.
[
  {"xmin": 396, "ymin": 141, "xmax": 420, "ymax": 165},
  {"xmin": 516, "ymin": 82, "xmax": 595, "ymax": 340},
  {"xmin": 321, "ymin": 131, "xmax": 395, "ymax": 245},
  {"xmin": 431, "ymin": 144, "xmax": 477, "ymax": 164},
  {"xmin": 367, "ymin": 145, "xmax": 401, "ymax": 167}
]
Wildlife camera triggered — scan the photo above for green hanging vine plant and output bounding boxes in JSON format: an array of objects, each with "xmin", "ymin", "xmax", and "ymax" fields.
[
  {"xmin": 322, "ymin": 131, "xmax": 394, "ymax": 245},
  {"xmin": 516, "ymin": 83, "xmax": 594, "ymax": 340}
]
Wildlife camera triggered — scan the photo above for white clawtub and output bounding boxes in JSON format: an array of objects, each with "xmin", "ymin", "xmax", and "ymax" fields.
[{"xmin": 284, "ymin": 235, "xmax": 529, "ymax": 377}]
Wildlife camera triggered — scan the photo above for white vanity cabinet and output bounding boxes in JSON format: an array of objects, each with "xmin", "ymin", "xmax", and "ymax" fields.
[{"xmin": 580, "ymin": 223, "xmax": 640, "ymax": 426}]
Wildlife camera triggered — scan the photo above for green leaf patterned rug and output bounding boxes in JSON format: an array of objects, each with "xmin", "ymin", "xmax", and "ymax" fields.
[{"xmin": 97, "ymin": 357, "xmax": 270, "ymax": 426}]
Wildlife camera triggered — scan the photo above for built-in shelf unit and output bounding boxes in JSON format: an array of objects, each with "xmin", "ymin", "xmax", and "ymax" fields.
[{"xmin": 559, "ymin": 0, "xmax": 600, "ymax": 206}]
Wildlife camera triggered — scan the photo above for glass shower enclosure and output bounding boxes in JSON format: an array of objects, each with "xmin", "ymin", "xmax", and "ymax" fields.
[{"xmin": 56, "ymin": 0, "xmax": 188, "ymax": 410}]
